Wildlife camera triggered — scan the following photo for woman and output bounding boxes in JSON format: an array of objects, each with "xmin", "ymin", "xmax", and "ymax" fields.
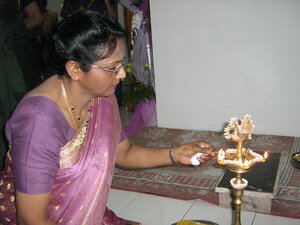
[{"xmin": 1, "ymin": 11, "xmax": 215, "ymax": 224}]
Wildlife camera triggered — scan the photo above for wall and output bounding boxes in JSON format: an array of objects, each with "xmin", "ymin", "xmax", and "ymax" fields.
[{"xmin": 150, "ymin": 0, "xmax": 300, "ymax": 137}]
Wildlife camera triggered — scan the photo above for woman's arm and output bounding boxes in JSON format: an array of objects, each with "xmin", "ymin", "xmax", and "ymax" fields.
[
  {"xmin": 23, "ymin": 1, "xmax": 43, "ymax": 30},
  {"xmin": 116, "ymin": 139, "xmax": 215, "ymax": 169},
  {"xmin": 16, "ymin": 191, "xmax": 56, "ymax": 225}
]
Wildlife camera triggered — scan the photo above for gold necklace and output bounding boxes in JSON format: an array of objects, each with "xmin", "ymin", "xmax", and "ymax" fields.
[{"xmin": 60, "ymin": 80, "xmax": 81, "ymax": 129}]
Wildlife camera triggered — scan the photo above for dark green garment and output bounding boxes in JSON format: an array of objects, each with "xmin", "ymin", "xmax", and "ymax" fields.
[{"xmin": 0, "ymin": 1, "xmax": 34, "ymax": 169}]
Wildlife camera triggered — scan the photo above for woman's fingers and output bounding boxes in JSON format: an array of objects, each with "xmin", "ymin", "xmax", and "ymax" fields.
[
  {"xmin": 175, "ymin": 141, "xmax": 217, "ymax": 165},
  {"xmin": 197, "ymin": 141, "xmax": 214, "ymax": 154},
  {"xmin": 197, "ymin": 153, "xmax": 212, "ymax": 163},
  {"xmin": 209, "ymin": 150, "xmax": 220, "ymax": 157},
  {"xmin": 198, "ymin": 141, "xmax": 212, "ymax": 148}
]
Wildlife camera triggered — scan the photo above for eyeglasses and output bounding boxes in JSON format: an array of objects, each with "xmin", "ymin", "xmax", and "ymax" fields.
[{"xmin": 89, "ymin": 58, "xmax": 126, "ymax": 76}]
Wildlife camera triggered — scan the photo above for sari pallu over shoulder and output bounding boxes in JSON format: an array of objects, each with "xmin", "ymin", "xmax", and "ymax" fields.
[{"xmin": 48, "ymin": 96, "xmax": 123, "ymax": 224}]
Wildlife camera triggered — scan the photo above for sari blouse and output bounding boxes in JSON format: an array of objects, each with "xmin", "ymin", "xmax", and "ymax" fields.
[{"xmin": 6, "ymin": 96, "xmax": 71, "ymax": 194}]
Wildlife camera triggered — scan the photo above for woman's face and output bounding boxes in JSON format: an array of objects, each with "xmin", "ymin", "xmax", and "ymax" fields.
[{"xmin": 79, "ymin": 39, "xmax": 126, "ymax": 97}]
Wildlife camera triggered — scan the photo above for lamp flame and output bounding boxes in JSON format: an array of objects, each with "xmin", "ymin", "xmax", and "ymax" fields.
[
  {"xmin": 243, "ymin": 160, "xmax": 250, "ymax": 169},
  {"xmin": 263, "ymin": 151, "xmax": 268, "ymax": 159}
]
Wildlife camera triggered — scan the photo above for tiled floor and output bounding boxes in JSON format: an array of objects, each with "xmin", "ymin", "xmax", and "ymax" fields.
[{"xmin": 107, "ymin": 189, "xmax": 300, "ymax": 225}]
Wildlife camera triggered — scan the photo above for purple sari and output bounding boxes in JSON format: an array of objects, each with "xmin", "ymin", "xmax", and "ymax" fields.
[{"xmin": 0, "ymin": 96, "xmax": 125, "ymax": 224}]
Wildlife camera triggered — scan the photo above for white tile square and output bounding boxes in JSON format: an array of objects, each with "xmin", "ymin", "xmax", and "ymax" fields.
[
  {"xmin": 253, "ymin": 213, "xmax": 300, "ymax": 225},
  {"xmin": 117, "ymin": 193, "xmax": 195, "ymax": 225},
  {"xmin": 183, "ymin": 199, "xmax": 255, "ymax": 225},
  {"xmin": 107, "ymin": 189, "xmax": 140, "ymax": 214}
]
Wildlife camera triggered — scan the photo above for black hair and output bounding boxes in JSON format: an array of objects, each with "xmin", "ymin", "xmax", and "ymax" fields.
[{"xmin": 48, "ymin": 10, "xmax": 126, "ymax": 76}]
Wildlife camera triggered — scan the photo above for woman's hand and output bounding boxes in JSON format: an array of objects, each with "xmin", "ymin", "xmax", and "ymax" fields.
[{"xmin": 171, "ymin": 140, "xmax": 217, "ymax": 165}]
